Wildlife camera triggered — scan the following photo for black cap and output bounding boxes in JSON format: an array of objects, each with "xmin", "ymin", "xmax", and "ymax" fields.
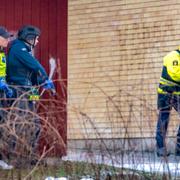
[{"xmin": 0, "ymin": 26, "xmax": 10, "ymax": 39}]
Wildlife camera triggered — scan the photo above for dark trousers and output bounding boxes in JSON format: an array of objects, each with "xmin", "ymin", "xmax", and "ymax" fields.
[
  {"xmin": 0, "ymin": 90, "xmax": 10, "ymax": 160},
  {"xmin": 156, "ymin": 93, "xmax": 180, "ymax": 150},
  {"xmin": 7, "ymin": 87, "xmax": 40, "ymax": 161}
]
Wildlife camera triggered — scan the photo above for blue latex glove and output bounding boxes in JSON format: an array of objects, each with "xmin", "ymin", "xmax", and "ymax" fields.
[
  {"xmin": 0, "ymin": 80, "xmax": 13, "ymax": 97},
  {"xmin": 4, "ymin": 86, "xmax": 13, "ymax": 98},
  {"xmin": 43, "ymin": 79, "xmax": 55, "ymax": 90},
  {"xmin": 0, "ymin": 80, "xmax": 6, "ymax": 90}
]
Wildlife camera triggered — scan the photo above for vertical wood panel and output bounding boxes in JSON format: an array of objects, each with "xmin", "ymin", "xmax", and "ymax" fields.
[
  {"xmin": 22, "ymin": 0, "xmax": 32, "ymax": 24},
  {"xmin": 14, "ymin": 0, "xmax": 23, "ymax": 29},
  {"xmin": 39, "ymin": 0, "xmax": 49, "ymax": 68},
  {"xmin": 5, "ymin": 0, "xmax": 15, "ymax": 29},
  {"xmin": 0, "ymin": 0, "xmax": 6, "ymax": 25},
  {"xmin": 31, "ymin": 0, "xmax": 41, "ymax": 26},
  {"xmin": 31, "ymin": 0, "xmax": 41, "ymax": 58},
  {"xmin": 0, "ymin": 0, "xmax": 67, "ymax": 156},
  {"xmin": 48, "ymin": 0, "xmax": 57, "ymax": 57},
  {"xmin": 57, "ymin": 0, "xmax": 68, "ymax": 150},
  {"xmin": 57, "ymin": 0, "xmax": 68, "ymax": 80}
]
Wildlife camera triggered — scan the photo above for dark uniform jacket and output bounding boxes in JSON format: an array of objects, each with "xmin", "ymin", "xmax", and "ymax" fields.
[{"xmin": 6, "ymin": 39, "xmax": 48, "ymax": 86}]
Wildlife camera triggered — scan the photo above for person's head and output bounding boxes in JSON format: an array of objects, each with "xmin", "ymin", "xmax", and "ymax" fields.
[
  {"xmin": 18, "ymin": 25, "xmax": 40, "ymax": 48},
  {"xmin": 0, "ymin": 26, "xmax": 10, "ymax": 48}
]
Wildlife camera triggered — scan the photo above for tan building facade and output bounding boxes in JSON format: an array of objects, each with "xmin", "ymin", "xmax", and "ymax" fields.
[{"xmin": 68, "ymin": 0, "xmax": 180, "ymax": 141}]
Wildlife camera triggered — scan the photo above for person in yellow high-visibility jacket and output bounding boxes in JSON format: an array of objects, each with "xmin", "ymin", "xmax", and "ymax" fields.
[
  {"xmin": 0, "ymin": 27, "xmax": 13, "ymax": 96},
  {"xmin": 0, "ymin": 26, "xmax": 13, "ymax": 169},
  {"xmin": 156, "ymin": 48, "xmax": 180, "ymax": 157}
]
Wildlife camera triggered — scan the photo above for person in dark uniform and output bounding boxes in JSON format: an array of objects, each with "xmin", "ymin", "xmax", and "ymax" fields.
[
  {"xmin": 6, "ymin": 25, "xmax": 54, "ymax": 166},
  {"xmin": 156, "ymin": 48, "xmax": 180, "ymax": 157}
]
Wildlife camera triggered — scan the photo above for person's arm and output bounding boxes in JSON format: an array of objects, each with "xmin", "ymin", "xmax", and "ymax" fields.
[{"xmin": 13, "ymin": 47, "xmax": 48, "ymax": 83}]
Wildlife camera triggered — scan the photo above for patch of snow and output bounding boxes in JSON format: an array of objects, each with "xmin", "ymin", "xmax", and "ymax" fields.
[
  {"xmin": 62, "ymin": 150, "xmax": 180, "ymax": 175},
  {"xmin": 45, "ymin": 177, "xmax": 67, "ymax": 180},
  {"xmin": 0, "ymin": 160, "xmax": 13, "ymax": 170}
]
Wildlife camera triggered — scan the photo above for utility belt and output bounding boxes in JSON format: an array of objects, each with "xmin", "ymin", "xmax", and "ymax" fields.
[
  {"xmin": 29, "ymin": 87, "xmax": 40, "ymax": 101},
  {"xmin": 158, "ymin": 77, "xmax": 180, "ymax": 95},
  {"xmin": 8, "ymin": 82, "xmax": 40, "ymax": 101},
  {"xmin": 157, "ymin": 87, "xmax": 180, "ymax": 95},
  {"xmin": 0, "ymin": 76, "xmax": 5, "ymax": 82}
]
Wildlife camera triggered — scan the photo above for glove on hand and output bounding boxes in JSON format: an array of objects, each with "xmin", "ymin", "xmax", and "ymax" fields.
[
  {"xmin": 4, "ymin": 86, "xmax": 13, "ymax": 98},
  {"xmin": 0, "ymin": 80, "xmax": 6, "ymax": 90},
  {"xmin": 0, "ymin": 80, "xmax": 13, "ymax": 98},
  {"xmin": 43, "ymin": 79, "xmax": 55, "ymax": 90}
]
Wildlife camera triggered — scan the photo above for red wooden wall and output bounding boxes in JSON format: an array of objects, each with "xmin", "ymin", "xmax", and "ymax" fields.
[{"xmin": 0, "ymin": 0, "xmax": 67, "ymax": 156}]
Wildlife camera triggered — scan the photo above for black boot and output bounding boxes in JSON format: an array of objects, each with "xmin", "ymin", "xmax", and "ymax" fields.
[
  {"xmin": 175, "ymin": 147, "xmax": 180, "ymax": 156},
  {"xmin": 0, "ymin": 153, "xmax": 3, "ymax": 160}
]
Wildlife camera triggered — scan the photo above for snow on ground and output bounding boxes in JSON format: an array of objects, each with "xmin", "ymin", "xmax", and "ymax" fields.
[{"xmin": 62, "ymin": 150, "xmax": 180, "ymax": 175}]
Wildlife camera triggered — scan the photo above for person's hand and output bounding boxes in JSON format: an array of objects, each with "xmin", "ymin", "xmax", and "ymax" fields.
[
  {"xmin": 43, "ymin": 79, "xmax": 55, "ymax": 90},
  {"xmin": 0, "ymin": 80, "xmax": 7, "ymax": 90},
  {"xmin": 5, "ymin": 87, "xmax": 13, "ymax": 98},
  {"xmin": 0, "ymin": 80, "xmax": 13, "ymax": 97}
]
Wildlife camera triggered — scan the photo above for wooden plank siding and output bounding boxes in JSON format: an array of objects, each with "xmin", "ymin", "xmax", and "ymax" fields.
[
  {"xmin": 0, "ymin": 0, "xmax": 67, "ymax": 155},
  {"xmin": 68, "ymin": 0, "xmax": 180, "ymax": 139}
]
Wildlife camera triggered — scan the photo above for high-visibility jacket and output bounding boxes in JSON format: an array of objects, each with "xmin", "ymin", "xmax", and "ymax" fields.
[
  {"xmin": 158, "ymin": 49, "xmax": 180, "ymax": 94},
  {"xmin": 0, "ymin": 51, "xmax": 6, "ymax": 78}
]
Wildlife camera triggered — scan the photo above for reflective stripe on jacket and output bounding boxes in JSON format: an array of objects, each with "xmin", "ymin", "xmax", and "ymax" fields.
[
  {"xmin": 158, "ymin": 50, "xmax": 180, "ymax": 94},
  {"xmin": 0, "ymin": 52, "xmax": 6, "ymax": 77}
]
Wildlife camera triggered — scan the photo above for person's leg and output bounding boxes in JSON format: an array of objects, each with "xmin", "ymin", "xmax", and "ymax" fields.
[
  {"xmin": 0, "ymin": 91, "xmax": 8, "ymax": 160},
  {"xmin": 156, "ymin": 110, "xmax": 170, "ymax": 155},
  {"xmin": 28, "ymin": 101, "xmax": 41, "ymax": 164},
  {"xmin": 156, "ymin": 93, "xmax": 171, "ymax": 156},
  {"xmin": 0, "ymin": 91, "xmax": 14, "ymax": 169},
  {"xmin": 176, "ymin": 127, "xmax": 180, "ymax": 155},
  {"xmin": 172, "ymin": 95, "xmax": 180, "ymax": 155},
  {"xmin": 9, "ymin": 88, "xmax": 41, "ymax": 166},
  {"xmin": 6, "ymin": 87, "xmax": 24, "ymax": 166},
  {"xmin": 0, "ymin": 127, "xmax": 4, "ymax": 160},
  {"xmin": 31, "ymin": 118, "xmax": 40, "ymax": 153}
]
